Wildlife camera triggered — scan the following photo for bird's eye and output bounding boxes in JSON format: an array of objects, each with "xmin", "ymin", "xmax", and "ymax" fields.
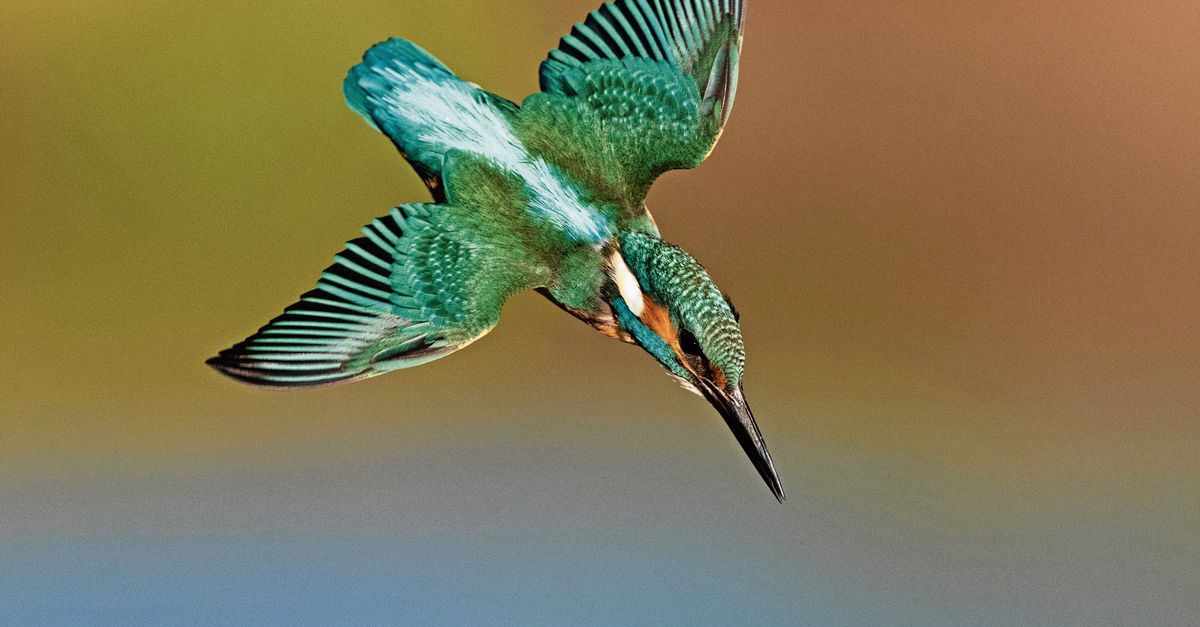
[{"xmin": 678, "ymin": 329, "xmax": 703, "ymax": 356}]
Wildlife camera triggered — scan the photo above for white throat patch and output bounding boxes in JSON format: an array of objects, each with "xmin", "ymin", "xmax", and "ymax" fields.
[{"xmin": 609, "ymin": 251, "xmax": 645, "ymax": 317}]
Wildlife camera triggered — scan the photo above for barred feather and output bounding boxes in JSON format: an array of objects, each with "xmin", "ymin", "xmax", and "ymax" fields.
[{"xmin": 208, "ymin": 204, "xmax": 545, "ymax": 388}]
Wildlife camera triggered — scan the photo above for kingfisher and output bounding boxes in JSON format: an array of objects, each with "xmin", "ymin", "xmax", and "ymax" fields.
[{"xmin": 208, "ymin": 0, "xmax": 784, "ymax": 502}]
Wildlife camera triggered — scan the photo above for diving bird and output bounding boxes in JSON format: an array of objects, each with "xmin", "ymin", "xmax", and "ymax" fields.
[{"xmin": 208, "ymin": 0, "xmax": 784, "ymax": 501}]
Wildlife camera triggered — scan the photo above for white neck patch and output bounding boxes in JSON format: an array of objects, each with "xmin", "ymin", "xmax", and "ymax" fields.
[{"xmin": 609, "ymin": 251, "xmax": 645, "ymax": 317}]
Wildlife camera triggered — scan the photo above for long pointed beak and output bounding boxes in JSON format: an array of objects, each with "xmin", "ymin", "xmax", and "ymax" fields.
[{"xmin": 698, "ymin": 380, "xmax": 786, "ymax": 502}]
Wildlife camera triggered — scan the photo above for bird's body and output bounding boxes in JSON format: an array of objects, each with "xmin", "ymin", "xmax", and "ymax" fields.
[{"xmin": 209, "ymin": 0, "xmax": 784, "ymax": 501}]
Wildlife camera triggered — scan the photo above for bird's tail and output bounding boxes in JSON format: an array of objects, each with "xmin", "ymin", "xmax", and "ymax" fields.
[
  {"xmin": 343, "ymin": 38, "xmax": 518, "ymax": 187},
  {"xmin": 343, "ymin": 38, "xmax": 455, "ymax": 132}
]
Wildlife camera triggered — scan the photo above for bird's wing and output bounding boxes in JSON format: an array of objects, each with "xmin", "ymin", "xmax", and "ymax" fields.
[
  {"xmin": 538, "ymin": 0, "xmax": 745, "ymax": 201},
  {"xmin": 207, "ymin": 203, "xmax": 549, "ymax": 388},
  {"xmin": 345, "ymin": 38, "xmax": 520, "ymax": 200}
]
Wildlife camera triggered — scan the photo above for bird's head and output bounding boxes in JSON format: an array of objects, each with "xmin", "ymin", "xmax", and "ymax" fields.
[{"xmin": 606, "ymin": 231, "xmax": 784, "ymax": 502}]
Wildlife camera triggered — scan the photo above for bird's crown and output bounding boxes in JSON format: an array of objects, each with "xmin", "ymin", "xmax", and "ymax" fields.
[{"xmin": 613, "ymin": 231, "xmax": 745, "ymax": 388}]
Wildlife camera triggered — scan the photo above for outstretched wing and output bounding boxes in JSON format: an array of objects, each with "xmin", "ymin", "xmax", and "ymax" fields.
[
  {"xmin": 207, "ymin": 203, "xmax": 549, "ymax": 387},
  {"xmin": 345, "ymin": 38, "xmax": 520, "ymax": 200},
  {"xmin": 539, "ymin": 0, "xmax": 745, "ymax": 199}
]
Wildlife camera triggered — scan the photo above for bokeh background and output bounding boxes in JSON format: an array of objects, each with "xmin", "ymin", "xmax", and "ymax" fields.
[{"xmin": 2, "ymin": 1, "xmax": 1197, "ymax": 624}]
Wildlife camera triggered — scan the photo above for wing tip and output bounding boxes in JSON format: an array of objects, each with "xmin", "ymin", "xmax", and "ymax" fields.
[
  {"xmin": 205, "ymin": 351, "xmax": 361, "ymax": 390},
  {"xmin": 542, "ymin": 0, "xmax": 745, "ymax": 94}
]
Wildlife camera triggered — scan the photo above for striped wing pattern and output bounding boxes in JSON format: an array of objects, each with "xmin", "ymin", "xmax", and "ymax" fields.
[
  {"xmin": 540, "ymin": 0, "xmax": 745, "ymax": 187},
  {"xmin": 543, "ymin": 0, "xmax": 744, "ymax": 114},
  {"xmin": 207, "ymin": 204, "xmax": 523, "ymax": 387}
]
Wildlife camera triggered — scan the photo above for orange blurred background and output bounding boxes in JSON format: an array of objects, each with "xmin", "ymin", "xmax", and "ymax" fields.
[{"xmin": 2, "ymin": 1, "xmax": 1196, "ymax": 623}]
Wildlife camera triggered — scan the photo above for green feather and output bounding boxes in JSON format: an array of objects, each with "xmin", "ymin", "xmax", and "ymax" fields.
[{"xmin": 537, "ymin": 0, "xmax": 744, "ymax": 203}]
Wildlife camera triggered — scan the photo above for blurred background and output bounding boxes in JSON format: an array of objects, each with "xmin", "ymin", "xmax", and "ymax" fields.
[{"xmin": 1, "ymin": 1, "xmax": 1197, "ymax": 624}]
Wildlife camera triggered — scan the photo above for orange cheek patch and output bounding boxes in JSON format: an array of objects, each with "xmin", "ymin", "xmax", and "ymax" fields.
[
  {"xmin": 639, "ymin": 297, "xmax": 677, "ymax": 349},
  {"xmin": 640, "ymin": 296, "xmax": 709, "ymax": 380},
  {"xmin": 637, "ymin": 295, "xmax": 719, "ymax": 383}
]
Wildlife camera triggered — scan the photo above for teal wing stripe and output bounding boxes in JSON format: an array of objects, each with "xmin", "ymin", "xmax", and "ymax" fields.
[
  {"xmin": 590, "ymin": 11, "xmax": 636, "ymax": 57},
  {"xmin": 541, "ymin": 0, "xmax": 745, "ymax": 125},
  {"xmin": 208, "ymin": 202, "xmax": 545, "ymax": 388},
  {"xmin": 542, "ymin": 0, "xmax": 744, "ymax": 75},
  {"xmin": 207, "ymin": 205, "xmax": 450, "ymax": 388}
]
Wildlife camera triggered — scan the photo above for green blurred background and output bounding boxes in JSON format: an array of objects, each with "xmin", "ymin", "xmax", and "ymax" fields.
[{"xmin": 2, "ymin": 1, "xmax": 1197, "ymax": 624}]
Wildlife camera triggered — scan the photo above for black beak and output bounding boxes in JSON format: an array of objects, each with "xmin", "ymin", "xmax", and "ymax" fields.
[{"xmin": 698, "ymin": 380, "xmax": 786, "ymax": 503}]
